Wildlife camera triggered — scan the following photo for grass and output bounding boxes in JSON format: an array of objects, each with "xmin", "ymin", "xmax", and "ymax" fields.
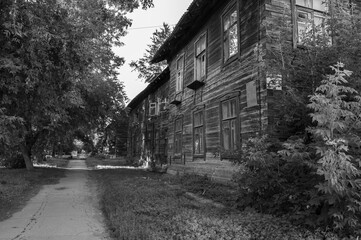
[
  {"xmin": 90, "ymin": 167, "xmax": 333, "ymax": 240},
  {"xmin": 42, "ymin": 157, "xmax": 70, "ymax": 168},
  {"xmin": 0, "ymin": 167, "xmax": 66, "ymax": 222},
  {"xmin": 85, "ymin": 156, "xmax": 127, "ymax": 168}
]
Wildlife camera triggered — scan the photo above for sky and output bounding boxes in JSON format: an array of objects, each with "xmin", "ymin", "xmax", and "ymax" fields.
[{"xmin": 114, "ymin": 0, "xmax": 193, "ymax": 103}]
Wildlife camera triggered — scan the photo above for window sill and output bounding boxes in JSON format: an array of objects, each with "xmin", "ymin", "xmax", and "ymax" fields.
[
  {"xmin": 170, "ymin": 93, "xmax": 182, "ymax": 105},
  {"xmin": 245, "ymin": 104, "xmax": 260, "ymax": 110},
  {"xmin": 222, "ymin": 54, "xmax": 239, "ymax": 69},
  {"xmin": 186, "ymin": 80, "xmax": 205, "ymax": 90}
]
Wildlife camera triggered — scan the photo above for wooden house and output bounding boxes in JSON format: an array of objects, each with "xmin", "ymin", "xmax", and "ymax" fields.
[
  {"xmin": 126, "ymin": 68, "xmax": 170, "ymax": 166},
  {"xmin": 129, "ymin": 0, "xmax": 359, "ymax": 180}
]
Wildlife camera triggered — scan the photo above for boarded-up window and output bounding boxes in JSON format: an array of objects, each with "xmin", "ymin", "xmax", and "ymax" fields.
[
  {"xmin": 246, "ymin": 81, "xmax": 257, "ymax": 107},
  {"xmin": 193, "ymin": 111, "xmax": 204, "ymax": 155},
  {"xmin": 223, "ymin": 5, "xmax": 238, "ymax": 62},
  {"xmin": 195, "ymin": 34, "xmax": 206, "ymax": 80},
  {"xmin": 174, "ymin": 118, "xmax": 183, "ymax": 154},
  {"xmin": 221, "ymin": 99, "xmax": 238, "ymax": 151},
  {"xmin": 176, "ymin": 56, "xmax": 184, "ymax": 92}
]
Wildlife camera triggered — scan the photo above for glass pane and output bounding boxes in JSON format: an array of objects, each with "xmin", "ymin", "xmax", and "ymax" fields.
[
  {"xmin": 314, "ymin": 15, "xmax": 324, "ymax": 28},
  {"xmin": 194, "ymin": 112, "xmax": 200, "ymax": 126},
  {"xmin": 224, "ymin": 38, "xmax": 230, "ymax": 61},
  {"xmin": 223, "ymin": 121, "xmax": 230, "ymax": 150},
  {"xmin": 194, "ymin": 129, "xmax": 200, "ymax": 154},
  {"xmin": 194, "ymin": 127, "xmax": 203, "ymax": 154},
  {"xmin": 230, "ymin": 100, "xmax": 236, "ymax": 118},
  {"xmin": 199, "ymin": 127, "xmax": 203, "ymax": 153},
  {"xmin": 224, "ymin": 16, "xmax": 230, "ymax": 31},
  {"xmin": 201, "ymin": 54, "xmax": 206, "ymax": 77},
  {"xmin": 296, "ymin": 0, "xmax": 306, "ymax": 6},
  {"xmin": 298, "ymin": 11, "xmax": 310, "ymax": 21},
  {"xmin": 177, "ymin": 57, "xmax": 183, "ymax": 69},
  {"xmin": 222, "ymin": 102, "xmax": 229, "ymax": 119},
  {"xmin": 229, "ymin": 25, "xmax": 238, "ymax": 57},
  {"xmin": 196, "ymin": 58, "xmax": 201, "ymax": 80},
  {"xmin": 230, "ymin": 10, "xmax": 237, "ymax": 25},
  {"xmin": 313, "ymin": 0, "xmax": 325, "ymax": 11},
  {"xmin": 231, "ymin": 120, "xmax": 237, "ymax": 150}
]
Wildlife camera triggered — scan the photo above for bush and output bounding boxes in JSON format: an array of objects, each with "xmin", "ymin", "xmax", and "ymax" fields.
[
  {"xmin": 233, "ymin": 135, "xmax": 320, "ymax": 223},
  {"xmin": 0, "ymin": 153, "xmax": 26, "ymax": 169},
  {"xmin": 233, "ymin": 64, "xmax": 361, "ymax": 236}
]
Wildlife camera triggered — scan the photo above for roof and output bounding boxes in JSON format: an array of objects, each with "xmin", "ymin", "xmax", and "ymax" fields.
[
  {"xmin": 151, "ymin": 0, "xmax": 226, "ymax": 63},
  {"xmin": 126, "ymin": 67, "xmax": 170, "ymax": 112}
]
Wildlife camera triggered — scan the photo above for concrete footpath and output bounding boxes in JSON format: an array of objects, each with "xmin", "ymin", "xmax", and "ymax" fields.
[{"xmin": 0, "ymin": 160, "xmax": 108, "ymax": 240}]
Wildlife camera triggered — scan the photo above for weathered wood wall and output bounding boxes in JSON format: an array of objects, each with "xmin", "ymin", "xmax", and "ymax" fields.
[
  {"xmin": 166, "ymin": 0, "xmax": 270, "ymax": 181},
  {"xmin": 127, "ymin": 79, "xmax": 169, "ymax": 164}
]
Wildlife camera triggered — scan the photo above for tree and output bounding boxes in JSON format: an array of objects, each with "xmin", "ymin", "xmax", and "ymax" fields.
[
  {"xmin": 308, "ymin": 63, "xmax": 361, "ymax": 233},
  {"xmin": 0, "ymin": 0, "xmax": 153, "ymax": 170},
  {"xmin": 130, "ymin": 23, "xmax": 172, "ymax": 82},
  {"xmin": 264, "ymin": 1, "xmax": 361, "ymax": 140}
]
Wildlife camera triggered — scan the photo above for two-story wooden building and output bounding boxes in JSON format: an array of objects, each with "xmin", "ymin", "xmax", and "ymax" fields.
[
  {"xmin": 128, "ymin": 0, "xmax": 355, "ymax": 180},
  {"xmin": 126, "ymin": 68, "xmax": 170, "ymax": 166}
]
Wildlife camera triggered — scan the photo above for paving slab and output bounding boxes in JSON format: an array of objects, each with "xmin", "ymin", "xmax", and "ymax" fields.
[{"xmin": 0, "ymin": 160, "xmax": 108, "ymax": 240}]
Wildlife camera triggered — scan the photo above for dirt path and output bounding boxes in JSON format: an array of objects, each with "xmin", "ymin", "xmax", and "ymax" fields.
[{"xmin": 0, "ymin": 160, "xmax": 108, "ymax": 240}]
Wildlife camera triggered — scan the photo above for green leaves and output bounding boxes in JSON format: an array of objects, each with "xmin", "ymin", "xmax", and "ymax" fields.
[
  {"xmin": 130, "ymin": 23, "xmax": 172, "ymax": 82},
  {"xmin": 307, "ymin": 63, "xmax": 361, "ymax": 233},
  {"xmin": 0, "ymin": 0, "xmax": 153, "ymax": 169}
]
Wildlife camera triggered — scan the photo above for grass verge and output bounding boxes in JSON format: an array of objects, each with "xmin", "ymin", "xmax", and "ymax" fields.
[
  {"xmin": 0, "ymin": 167, "xmax": 66, "ymax": 222},
  {"xmin": 85, "ymin": 157, "xmax": 127, "ymax": 168},
  {"xmin": 90, "ymin": 169, "xmax": 334, "ymax": 240}
]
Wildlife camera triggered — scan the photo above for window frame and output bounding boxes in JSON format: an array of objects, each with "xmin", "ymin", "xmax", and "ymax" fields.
[
  {"xmin": 176, "ymin": 55, "xmax": 185, "ymax": 93},
  {"xmin": 221, "ymin": 1, "xmax": 240, "ymax": 65},
  {"xmin": 293, "ymin": 0, "xmax": 329, "ymax": 47},
  {"xmin": 194, "ymin": 33, "xmax": 207, "ymax": 81},
  {"xmin": 220, "ymin": 97, "xmax": 239, "ymax": 153},
  {"xmin": 174, "ymin": 117, "xmax": 183, "ymax": 156},
  {"xmin": 149, "ymin": 102, "xmax": 157, "ymax": 116},
  {"xmin": 193, "ymin": 110, "xmax": 205, "ymax": 156}
]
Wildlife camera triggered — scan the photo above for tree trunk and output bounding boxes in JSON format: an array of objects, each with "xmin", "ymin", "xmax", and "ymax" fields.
[{"xmin": 20, "ymin": 143, "xmax": 34, "ymax": 170}]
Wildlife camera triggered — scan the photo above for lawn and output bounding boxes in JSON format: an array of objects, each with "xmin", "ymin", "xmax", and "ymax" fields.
[
  {"xmin": 0, "ymin": 167, "xmax": 66, "ymax": 222},
  {"xmin": 85, "ymin": 156, "xmax": 128, "ymax": 169},
  {"xmin": 90, "ymin": 168, "xmax": 335, "ymax": 240}
]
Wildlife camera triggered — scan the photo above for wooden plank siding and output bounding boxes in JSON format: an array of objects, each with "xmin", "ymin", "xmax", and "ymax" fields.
[
  {"xmin": 165, "ymin": 0, "xmax": 272, "ymax": 181},
  {"xmin": 127, "ymin": 74, "xmax": 170, "ymax": 165}
]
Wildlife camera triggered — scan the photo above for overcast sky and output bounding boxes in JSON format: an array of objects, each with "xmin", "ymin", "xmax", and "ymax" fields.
[{"xmin": 114, "ymin": 0, "xmax": 193, "ymax": 103}]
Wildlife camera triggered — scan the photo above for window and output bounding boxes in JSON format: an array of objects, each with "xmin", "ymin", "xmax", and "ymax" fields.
[
  {"xmin": 295, "ymin": 0, "xmax": 328, "ymax": 44},
  {"xmin": 149, "ymin": 102, "xmax": 156, "ymax": 116},
  {"xmin": 223, "ymin": 5, "xmax": 239, "ymax": 62},
  {"xmin": 174, "ymin": 118, "xmax": 183, "ymax": 154},
  {"xmin": 246, "ymin": 81, "xmax": 258, "ymax": 107},
  {"xmin": 195, "ymin": 34, "xmax": 206, "ymax": 80},
  {"xmin": 176, "ymin": 56, "xmax": 184, "ymax": 92},
  {"xmin": 193, "ymin": 111, "xmax": 204, "ymax": 155},
  {"xmin": 221, "ymin": 99, "xmax": 238, "ymax": 151},
  {"xmin": 158, "ymin": 98, "xmax": 168, "ymax": 112}
]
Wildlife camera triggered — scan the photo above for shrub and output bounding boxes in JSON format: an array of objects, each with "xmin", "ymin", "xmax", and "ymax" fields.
[
  {"xmin": 307, "ymin": 63, "xmax": 361, "ymax": 235},
  {"xmin": 233, "ymin": 135, "xmax": 320, "ymax": 223},
  {"xmin": 0, "ymin": 153, "xmax": 26, "ymax": 169},
  {"xmin": 233, "ymin": 64, "xmax": 361, "ymax": 236}
]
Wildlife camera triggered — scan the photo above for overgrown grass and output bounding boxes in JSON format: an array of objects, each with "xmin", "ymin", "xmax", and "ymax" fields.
[
  {"xmin": 91, "ymin": 169, "xmax": 332, "ymax": 240},
  {"xmin": 43, "ymin": 157, "xmax": 70, "ymax": 168},
  {"xmin": 85, "ymin": 157, "xmax": 127, "ymax": 168},
  {"xmin": 0, "ymin": 168, "xmax": 65, "ymax": 222}
]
